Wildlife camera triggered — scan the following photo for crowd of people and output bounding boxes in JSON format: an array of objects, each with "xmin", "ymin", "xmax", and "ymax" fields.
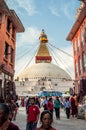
[
  {"xmin": 22, "ymin": 93, "xmax": 79, "ymax": 130},
  {"xmin": 0, "ymin": 93, "xmax": 80, "ymax": 130}
]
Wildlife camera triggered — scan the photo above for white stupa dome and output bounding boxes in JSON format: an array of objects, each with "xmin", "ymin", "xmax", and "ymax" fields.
[{"xmin": 19, "ymin": 63, "xmax": 71, "ymax": 81}]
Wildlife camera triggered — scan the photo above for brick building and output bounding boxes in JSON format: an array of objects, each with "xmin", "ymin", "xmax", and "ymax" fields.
[
  {"xmin": 66, "ymin": 2, "xmax": 86, "ymax": 95},
  {"xmin": 0, "ymin": 0, "xmax": 25, "ymax": 99}
]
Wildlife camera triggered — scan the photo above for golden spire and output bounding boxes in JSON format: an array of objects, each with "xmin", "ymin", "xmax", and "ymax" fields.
[
  {"xmin": 39, "ymin": 29, "xmax": 48, "ymax": 43},
  {"xmin": 35, "ymin": 29, "xmax": 52, "ymax": 63}
]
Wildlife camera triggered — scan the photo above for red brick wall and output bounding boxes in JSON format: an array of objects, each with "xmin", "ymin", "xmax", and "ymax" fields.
[
  {"xmin": 72, "ymin": 17, "xmax": 86, "ymax": 92},
  {"xmin": 0, "ymin": 14, "xmax": 16, "ymax": 77}
]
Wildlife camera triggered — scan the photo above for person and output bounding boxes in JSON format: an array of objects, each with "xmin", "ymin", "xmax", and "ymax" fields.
[
  {"xmin": 35, "ymin": 110, "xmax": 57, "ymax": 130},
  {"xmin": 21, "ymin": 97, "xmax": 25, "ymax": 107},
  {"xmin": 42, "ymin": 96, "xmax": 48, "ymax": 110},
  {"xmin": 25, "ymin": 97, "xmax": 31, "ymax": 114},
  {"xmin": 26, "ymin": 97, "xmax": 40, "ymax": 130},
  {"xmin": 12, "ymin": 100, "xmax": 18, "ymax": 121},
  {"xmin": 73, "ymin": 94, "xmax": 78, "ymax": 117},
  {"xmin": 64, "ymin": 97, "xmax": 71, "ymax": 119},
  {"xmin": 47, "ymin": 97, "xmax": 54, "ymax": 117},
  {"xmin": 35, "ymin": 97, "xmax": 41, "ymax": 108},
  {"xmin": 5, "ymin": 95, "xmax": 17, "ymax": 121},
  {"xmin": 54, "ymin": 96, "xmax": 61, "ymax": 120},
  {"xmin": 0, "ymin": 103, "xmax": 20, "ymax": 130},
  {"xmin": 70, "ymin": 94, "xmax": 78, "ymax": 117}
]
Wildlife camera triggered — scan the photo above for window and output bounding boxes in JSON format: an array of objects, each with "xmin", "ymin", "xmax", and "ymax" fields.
[
  {"xmin": 74, "ymin": 41, "xmax": 77, "ymax": 54},
  {"xmin": 77, "ymin": 37, "xmax": 80, "ymax": 51},
  {"xmin": 83, "ymin": 52, "xmax": 86, "ymax": 72},
  {"xmin": 12, "ymin": 25, "xmax": 15, "ymax": 39},
  {"xmin": 83, "ymin": 27, "xmax": 86, "ymax": 43},
  {"xmin": 4, "ymin": 42, "xmax": 9, "ymax": 59},
  {"xmin": 0, "ymin": 13, "xmax": 2, "ymax": 29},
  {"xmin": 75, "ymin": 62, "xmax": 78, "ymax": 78},
  {"xmin": 0, "ymin": 13, "xmax": 2, "ymax": 23},
  {"xmin": 75, "ymin": 41, "xmax": 77, "ymax": 51},
  {"xmin": 81, "ymin": 31, "xmax": 84, "ymax": 46},
  {"xmin": 73, "ymin": 42, "xmax": 75, "ymax": 54},
  {"xmin": 10, "ymin": 47, "xmax": 14, "ymax": 63},
  {"xmin": 79, "ymin": 57, "xmax": 82, "ymax": 75},
  {"xmin": 7, "ymin": 18, "xmax": 11, "ymax": 32}
]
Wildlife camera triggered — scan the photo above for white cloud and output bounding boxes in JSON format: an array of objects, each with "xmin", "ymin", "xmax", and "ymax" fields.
[
  {"xmin": 16, "ymin": 0, "xmax": 38, "ymax": 16},
  {"xmin": 47, "ymin": 43, "xmax": 74, "ymax": 78},
  {"xmin": 15, "ymin": 55, "xmax": 35, "ymax": 76},
  {"xmin": 49, "ymin": 0, "xmax": 77, "ymax": 20},
  {"xmin": 17, "ymin": 27, "xmax": 40, "ymax": 47},
  {"xmin": 51, "ymin": 46, "xmax": 74, "ymax": 79},
  {"xmin": 49, "ymin": 5, "xmax": 60, "ymax": 17},
  {"xmin": 15, "ymin": 27, "xmax": 41, "ymax": 76},
  {"xmin": 6, "ymin": 0, "xmax": 38, "ymax": 16},
  {"xmin": 61, "ymin": 1, "xmax": 77, "ymax": 20}
]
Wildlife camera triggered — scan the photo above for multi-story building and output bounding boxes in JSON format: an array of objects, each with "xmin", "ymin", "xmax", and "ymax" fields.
[
  {"xmin": 0, "ymin": 0, "xmax": 25, "ymax": 99},
  {"xmin": 66, "ymin": 1, "xmax": 86, "ymax": 94}
]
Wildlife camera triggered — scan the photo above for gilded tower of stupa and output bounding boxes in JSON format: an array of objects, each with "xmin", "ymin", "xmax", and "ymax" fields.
[{"xmin": 36, "ymin": 29, "xmax": 52, "ymax": 63}]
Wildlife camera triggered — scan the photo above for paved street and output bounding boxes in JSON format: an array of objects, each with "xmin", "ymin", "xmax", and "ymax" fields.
[{"xmin": 13, "ymin": 107, "xmax": 86, "ymax": 130}]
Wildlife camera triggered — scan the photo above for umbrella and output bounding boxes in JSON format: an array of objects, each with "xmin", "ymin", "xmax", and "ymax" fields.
[
  {"xmin": 38, "ymin": 91, "xmax": 50, "ymax": 97},
  {"xmin": 51, "ymin": 91, "xmax": 62, "ymax": 96},
  {"xmin": 38, "ymin": 91, "xmax": 62, "ymax": 97}
]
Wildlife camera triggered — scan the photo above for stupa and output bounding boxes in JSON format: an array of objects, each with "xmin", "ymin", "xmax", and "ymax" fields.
[
  {"xmin": 16, "ymin": 30, "xmax": 73, "ymax": 95},
  {"xmin": 18, "ymin": 30, "xmax": 71, "ymax": 82}
]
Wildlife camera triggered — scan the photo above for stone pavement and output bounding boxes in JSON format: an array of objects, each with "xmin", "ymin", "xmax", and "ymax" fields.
[{"xmin": 13, "ymin": 107, "xmax": 86, "ymax": 130}]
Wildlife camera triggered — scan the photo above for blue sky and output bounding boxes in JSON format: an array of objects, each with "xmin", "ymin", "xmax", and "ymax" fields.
[{"xmin": 6, "ymin": 0, "xmax": 80, "ymax": 79}]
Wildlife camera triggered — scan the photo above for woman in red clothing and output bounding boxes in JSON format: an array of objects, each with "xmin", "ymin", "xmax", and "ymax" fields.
[
  {"xmin": 70, "ymin": 94, "xmax": 78, "ymax": 117},
  {"xmin": 35, "ymin": 110, "xmax": 57, "ymax": 130},
  {"xmin": 47, "ymin": 97, "xmax": 54, "ymax": 117}
]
